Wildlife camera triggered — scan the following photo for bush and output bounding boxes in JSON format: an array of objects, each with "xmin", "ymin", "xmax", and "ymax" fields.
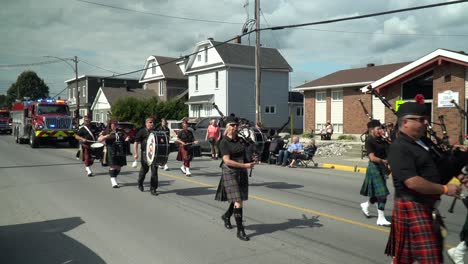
[
  {"xmin": 301, "ymin": 132, "xmax": 315, "ymax": 139},
  {"xmin": 337, "ymin": 134, "xmax": 356, "ymax": 140}
]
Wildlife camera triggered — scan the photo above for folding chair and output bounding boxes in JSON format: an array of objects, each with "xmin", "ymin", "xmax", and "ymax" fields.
[{"xmin": 296, "ymin": 146, "xmax": 318, "ymax": 167}]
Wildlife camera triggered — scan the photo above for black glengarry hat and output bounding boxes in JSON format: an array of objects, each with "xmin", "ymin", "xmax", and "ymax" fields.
[
  {"xmin": 397, "ymin": 102, "xmax": 426, "ymax": 117},
  {"xmin": 367, "ymin": 119, "xmax": 381, "ymax": 129},
  {"xmin": 224, "ymin": 115, "xmax": 239, "ymax": 124}
]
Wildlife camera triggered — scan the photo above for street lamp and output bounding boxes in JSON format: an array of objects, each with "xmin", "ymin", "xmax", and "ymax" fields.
[{"xmin": 44, "ymin": 56, "xmax": 79, "ymax": 120}]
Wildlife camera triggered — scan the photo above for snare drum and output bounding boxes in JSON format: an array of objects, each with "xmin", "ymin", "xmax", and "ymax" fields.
[
  {"xmin": 90, "ymin": 142, "xmax": 104, "ymax": 160},
  {"xmin": 146, "ymin": 131, "xmax": 170, "ymax": 166}
]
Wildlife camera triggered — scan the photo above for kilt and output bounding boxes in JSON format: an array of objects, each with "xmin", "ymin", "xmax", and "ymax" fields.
[
  {"xmin": 214, "ymin": 165, "xmax": 248, "ymax": 202},
  {"xmin": 360, "ymin": 162, "xmax": 389, "ymax": 199},
  {"xmin": 105, "ymin": 144, "xmax": 127, "ymax": 167},
  {"xmin": 385, "ymin": 198, "xmax": 443, "ymax": 264},
  {"xmin": 176, "ymin": 145, "xmax": 192, "ymax": 162}
]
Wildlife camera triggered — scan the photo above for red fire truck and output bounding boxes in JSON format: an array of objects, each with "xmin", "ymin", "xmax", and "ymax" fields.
[
  {"xmin": 11, "ymin": 98, "xmax": 78, "ymax": 148},
  {"xmin": 0, "ymin": 108, "xmax": 12, "ymax": 134}
]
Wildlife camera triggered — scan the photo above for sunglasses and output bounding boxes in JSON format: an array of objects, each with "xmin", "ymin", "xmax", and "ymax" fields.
[
  {"xmin": 405, "ymin": 117, "xmax": 426, "ymax": 123},
  {"xmin": 228, "ymin": 123, "xmax": 239, "ymax": 127}
]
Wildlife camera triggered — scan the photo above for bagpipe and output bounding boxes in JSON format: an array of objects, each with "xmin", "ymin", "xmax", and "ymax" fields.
[
  {"xmin": 357, "ymin": 98, "xmax": 391, "ymax": 144},
  {"xmin": 363, "ymin": 85, "xmax": 467, "ymax": 189},
  {"xmin": 212, "ymin": 103, "xmax": 262, "ymax": 176}
]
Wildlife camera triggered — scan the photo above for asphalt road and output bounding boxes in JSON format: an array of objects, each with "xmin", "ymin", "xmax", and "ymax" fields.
[{"xmin": 0, "ymin": 135, "xmax": 466, "ymax": 264}]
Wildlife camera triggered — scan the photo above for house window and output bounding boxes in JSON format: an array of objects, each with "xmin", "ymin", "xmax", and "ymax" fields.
[
  {"xmin": 331, "ymin": 90, "xmax": 343, "ymax": 101},
  {"xmin": 95, "ymin": 113, "xmax": 100, "ymax": 122},
  {"xmin": 204, "ymin": 47, "xmax": 208, "ymax": 63},
  {"xmin": 151, "ymin": 62, "xmax": 156, "ymax": 75},
  {"xmin": 79, "ymin": 109, "xmax": 87, "ymax": 117},
  {"xmin": 159, "ymin": 82, "xmax": 163, "ymax": 96},
  {"xmin": 265, "ymin": 105, "xmax": 276, "ymax": 114},
  {"xmin": 316, "ymin": 91, "xmax": 326, "ymax": 102},
  {"xmin": 296, "ymin": 106, "xmax": 304, "ymax": 116},
  {"xmin": 82, "ymin": 86, "xmax": 86, "ymax": 98},
  {"xmin": 197, "ymin": 54, "xmax": 202, "ymax": 62},
  {"xmin": 192, "ymin": 104, "xmax": 201, "ymax": 118},
  {"xmin": 402, "ymin": 70, "xmax": 433, "ymax": 100},
  {"xmin": 195, "ymin": 75, "xmax": 198, "ymax": 91},
  {"xmin": 332, "ymin": 123, "xmax": 343, "ymax": 133},
  {"xmin": 215, "ymin": 71, "xmax": 219, "ymax": 89},
  {"xmin": 204, "ymin": 104, "xmax": 212, "ymax": 116}
]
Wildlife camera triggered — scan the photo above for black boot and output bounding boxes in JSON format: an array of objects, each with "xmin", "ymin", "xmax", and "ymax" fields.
[
  {"xmin": 221, "ymin": 203, "xmax": 234, "ymax": 229},
  {"xmin": 234, "ymin": 208, "xmax": 249, "ymax": 241}
]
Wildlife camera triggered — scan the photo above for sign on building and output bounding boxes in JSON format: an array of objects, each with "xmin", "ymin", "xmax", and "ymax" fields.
[
  {"xmin": 395, "ymin": 100, "xmax": 405, "ymax": 111},
  {"xmin": 438, "ymin": 90, "xmax": 459, "ymax": 108}
]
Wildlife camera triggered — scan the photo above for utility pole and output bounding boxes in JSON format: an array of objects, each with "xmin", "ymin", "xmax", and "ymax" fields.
[
  {"xmin": 255, "ymin": 0, "xmax": 261, "ymax": 124},
  {"xmin": 73, "ymin": 56, "xmax": 79, "ymax": 120}
]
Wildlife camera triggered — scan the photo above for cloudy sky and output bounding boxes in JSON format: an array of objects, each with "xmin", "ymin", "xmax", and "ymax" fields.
[{"xmin": 1, "ymin": 0, "xmax": 468, "ymax": 97}]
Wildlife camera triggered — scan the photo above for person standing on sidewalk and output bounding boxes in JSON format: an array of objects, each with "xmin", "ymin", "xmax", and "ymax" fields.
[
  {"xmin": 176, "ymin": 120, "xmax": 198, "ymax": 176},
  {"xmin": 75, "ymin": 115, "xmax": 95, "ymax": 177},
  {"xmin": 215, "ymin": 116, "xmax": 255, "ymax": 241},
  {"xmin": 156, "ymin": 117, "xmax": 170, "ymax": 171},
  {"xmin": 359, "ymin": 119, "xmax": 391, "ymax": 226},
  {"xmin": 384, "ymin": 102, "xmax": 461, "ymax": 264},
  {"xmin": 205, "ymin": 119, "xmax": 221, "ymax": 160},
  {"xmin": 134, "ymin": 117, "xmax": 159, "ymax": 195}
]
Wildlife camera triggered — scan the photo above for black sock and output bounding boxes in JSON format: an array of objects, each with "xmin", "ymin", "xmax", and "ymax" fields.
[
  {"xmin": 233, "ymin": 207, "xmax": 243, "ymax": 230},
  {"xmin": 225, "ymin": 203, "xmax": 234, "ymax": 218}
]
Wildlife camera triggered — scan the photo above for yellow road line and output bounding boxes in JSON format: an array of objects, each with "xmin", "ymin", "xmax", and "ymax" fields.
[{"xmin": 321, "ymin": 163, "xmax": 367, "ymax": 173}]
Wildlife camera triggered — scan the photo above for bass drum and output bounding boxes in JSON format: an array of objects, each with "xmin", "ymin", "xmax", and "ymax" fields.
[
  {"xmin": 238, "ymin": 127, "xmax": 266, "ymax": 154},
  {"xmin": 146, "ymin": 131, "xmax": 170, "ymax": 166}
]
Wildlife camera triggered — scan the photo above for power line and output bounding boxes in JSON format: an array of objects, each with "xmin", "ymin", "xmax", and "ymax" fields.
[
  {"xmin": 260, "ymin": 9, "xmax": 283, "ymax": 51},
  {"xmin": 79, "ymin": 59, "xmax": 121, "ymax": 75},
  {"xmin": 103, "ymin": 0, "xmax": 468, "ymax": 79},
  {"xmin": 264, "ymin": 0, "xmax": 468, "ymax": 31},
  {"xmin": 74, "ymin": 0, "xmax": 242, "ymax": 25},
  {"xmin": 0, "ymin": 60, "xmax": 62, "ymax": 68},
  {"xmin": 297, "ymin": 27, "xmax": 468, "ymax": 38}
]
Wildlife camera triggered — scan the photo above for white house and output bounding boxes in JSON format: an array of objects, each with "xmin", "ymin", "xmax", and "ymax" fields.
[
  {"xmin": 184, "ymin": 38, "xmax": 293, "ymax": 129},
  {"xmin": 90, "ymin": 87, "xmax": 156, "ymax": 124},
  {"xmin": 139, "ymin": 55, "xmax": 188, "ymax": 102}
]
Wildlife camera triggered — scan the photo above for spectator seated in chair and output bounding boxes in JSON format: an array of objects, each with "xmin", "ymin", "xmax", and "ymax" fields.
[
  {"xmin": 294, "ymin": 140, "xmax": 318, "ymax": 167},
  {"xmin": 277, "ymin": 136, "xmax": 303, "ymax": 167}
]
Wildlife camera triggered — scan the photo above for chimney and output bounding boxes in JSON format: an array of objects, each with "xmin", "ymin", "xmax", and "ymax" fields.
[
  {"xmin": 367, "ymin": 63, "xmax": 375, "ymax": 67},
  {"xmin": 207, "ymin": 37, "xmax": 214, "ymax": 41},
  {"xmin": 234, "ymin": 35, "xmax": 241, "ymax": 44}
]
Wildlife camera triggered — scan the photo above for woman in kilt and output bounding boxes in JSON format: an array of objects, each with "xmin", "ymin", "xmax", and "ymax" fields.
[
  {"xmin": 359, "ymin": 119, "xmax": 391, "ymax": 226},
  {"xmin": 98, "ymin": 119, "xmax": 129, "ymax": 188},
  {"xmin": 215, "ymin": 116, "xmax": 255, "ymax": 241}
]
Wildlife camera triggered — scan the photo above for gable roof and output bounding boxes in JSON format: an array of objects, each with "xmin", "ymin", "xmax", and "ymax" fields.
[
  {"xmin": 185, "ymin": 40, "xmax": 292, "ymax": 72},
  {"xmin": 363, "ymin": 48, "xmax": 468, "ymax": 92},
  {"xmin": 139, "ymin": 55, "xmax": 187, "ymax": 83},
  {"xmin": 100, "ymin": 87, "xmax": 157, "ymax": 105},
  {"xmin": 294, "ymin": 62, "xmax": 410, "ymax": 91}
]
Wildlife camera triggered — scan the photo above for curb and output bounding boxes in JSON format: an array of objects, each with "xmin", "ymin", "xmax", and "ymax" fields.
[{"xmin": 320, "ymin": 163, "xmax": 367, "ymax": 173}]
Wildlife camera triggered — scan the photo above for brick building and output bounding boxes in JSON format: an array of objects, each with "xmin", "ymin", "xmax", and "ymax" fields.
[{"xmin": 294, "ymin": 49, "xmax": 467, "ymax": 143}]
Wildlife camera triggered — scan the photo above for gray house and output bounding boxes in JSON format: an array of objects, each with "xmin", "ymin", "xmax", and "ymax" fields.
[
  {"xmin": 139, "ymin": 55, "xmax": 188, "ymax": 101},
  {"xmin": 288, "ymin": 91, "xmax": 304, "ymax": 133},
  {"xmin": 184, "ymin": 38, "xmax": 293, "ymax": 129},
  {"xmin": 65, "ymin": 75, "xmax": 141, "ymax": 120}
]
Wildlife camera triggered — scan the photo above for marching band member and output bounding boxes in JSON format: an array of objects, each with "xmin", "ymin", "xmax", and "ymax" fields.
[
  {"xmin": 134, "ymin": 117, "xmax": 159, "ymax": 195},
  {"xmin": 359, "ymin": 119, "xmax": 391, "ymax": 226},
  {"xmin": 175, "ymin": 120, "xmax": 198, "ymax": 177},
  {"xmin": 215, "ymin": 116, "xmax": 255, "ymax": 241},
  {"xmin": 75, "ymin": 115, "xmax": 95, "ymax": 177},
  {"xmin": 385, "ymin": 102, "xmax": 461, "ymax": 263},
  {"xmin": 156, "ymin": 117, "xmax": 170, "ymax": 171},
  {"xmin": 98, "ymin": 119, "xmax": 129, "ymax": 188}
]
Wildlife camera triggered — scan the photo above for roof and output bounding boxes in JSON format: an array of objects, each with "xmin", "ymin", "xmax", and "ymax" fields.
[
  {"xmin": 211, "ymin": 41, "xmax": 292, "ymax": 71},
  {"xmin": 295, "ymin": 62, "xmax": 410, "ymax": 91},
  {"xmin": 185, "ymin": 94, "xmax": 214, "ymax": 104},
  {"xmin": 152, "ymin": 56, "xmax": 187, "ymax": 80},
  {"xmin": 288, "ymin": 91, "xmax": 303, "ymax": 103},
  {"xmin": 64, "ymin": 75, "xmax": 139, "ymax": 83},
  {"xmin": 364, "ymin": 48, "xmax": 468, "ymax": 92},
  {"xmin": 101, "ymin": 87, "xmax": 157, "ymax": 105}
]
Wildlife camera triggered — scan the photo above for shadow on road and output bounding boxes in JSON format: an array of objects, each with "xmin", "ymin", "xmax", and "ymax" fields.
[
  {"xmin": 0, "ymin": 162, "xmax": 82, "ymax": 169},
  {"xmin": 245, "ymin": 214, "xmax": 323, "ymax": 238},
  {"xmin": 249, "ymin": 181, "xmax": 304, "ymax": 189},
  {"xmin": 0, "ymin": 217, "xmax": 106, "ymax": 264},
  {"xmin": 160, "ymin": 186, "xmax": 216, "ymax": 196}
]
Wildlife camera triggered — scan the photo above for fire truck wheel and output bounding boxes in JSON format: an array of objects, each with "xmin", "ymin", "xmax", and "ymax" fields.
[
  {"xmin": 69, "ymin": 139, "xmax": 79, "ymax": 148},
  {"xmin": 29, "ymin": 130, "xmax": 38, "ymax": 148}
]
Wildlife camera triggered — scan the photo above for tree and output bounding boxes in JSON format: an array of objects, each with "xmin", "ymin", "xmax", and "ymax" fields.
[
  {"xmin": 110, "ymin": 96, "xmax": 188, "ymax": 128},
  {"xmin": 7, "ymin": 71, "xmax": 49, "ymax": 104},
  {"xmin": 0, "ymin": 95, "xmax": 8, "ymax": 108}
]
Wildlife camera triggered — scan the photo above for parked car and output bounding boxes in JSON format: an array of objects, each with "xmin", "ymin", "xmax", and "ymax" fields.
[{"xmin": 117, "ymin": 121, "xmax": 137, "ymax": 155}]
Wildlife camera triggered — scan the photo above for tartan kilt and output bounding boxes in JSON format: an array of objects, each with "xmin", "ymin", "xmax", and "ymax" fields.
[
  {"xmin": 460, "ymin": 212, "xmax": 468, "ymax": 244},
  {"xmin": 176, "ymin": 145, "xmax": 192, "ymax": 162},
  {"xmin": 214, "ymin": 165, "xmax": 248, "ymax": 202},
  {"xmin": 106, "ymin": 145, "xmax": 127, "ymax": 167},
  {"xmin": 385, "ymin": 198, "xmax": 443, "ymax": 264},
  {"xmin": 360, "ymin": 162, "xmax": 389, "ymax": 199}
]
